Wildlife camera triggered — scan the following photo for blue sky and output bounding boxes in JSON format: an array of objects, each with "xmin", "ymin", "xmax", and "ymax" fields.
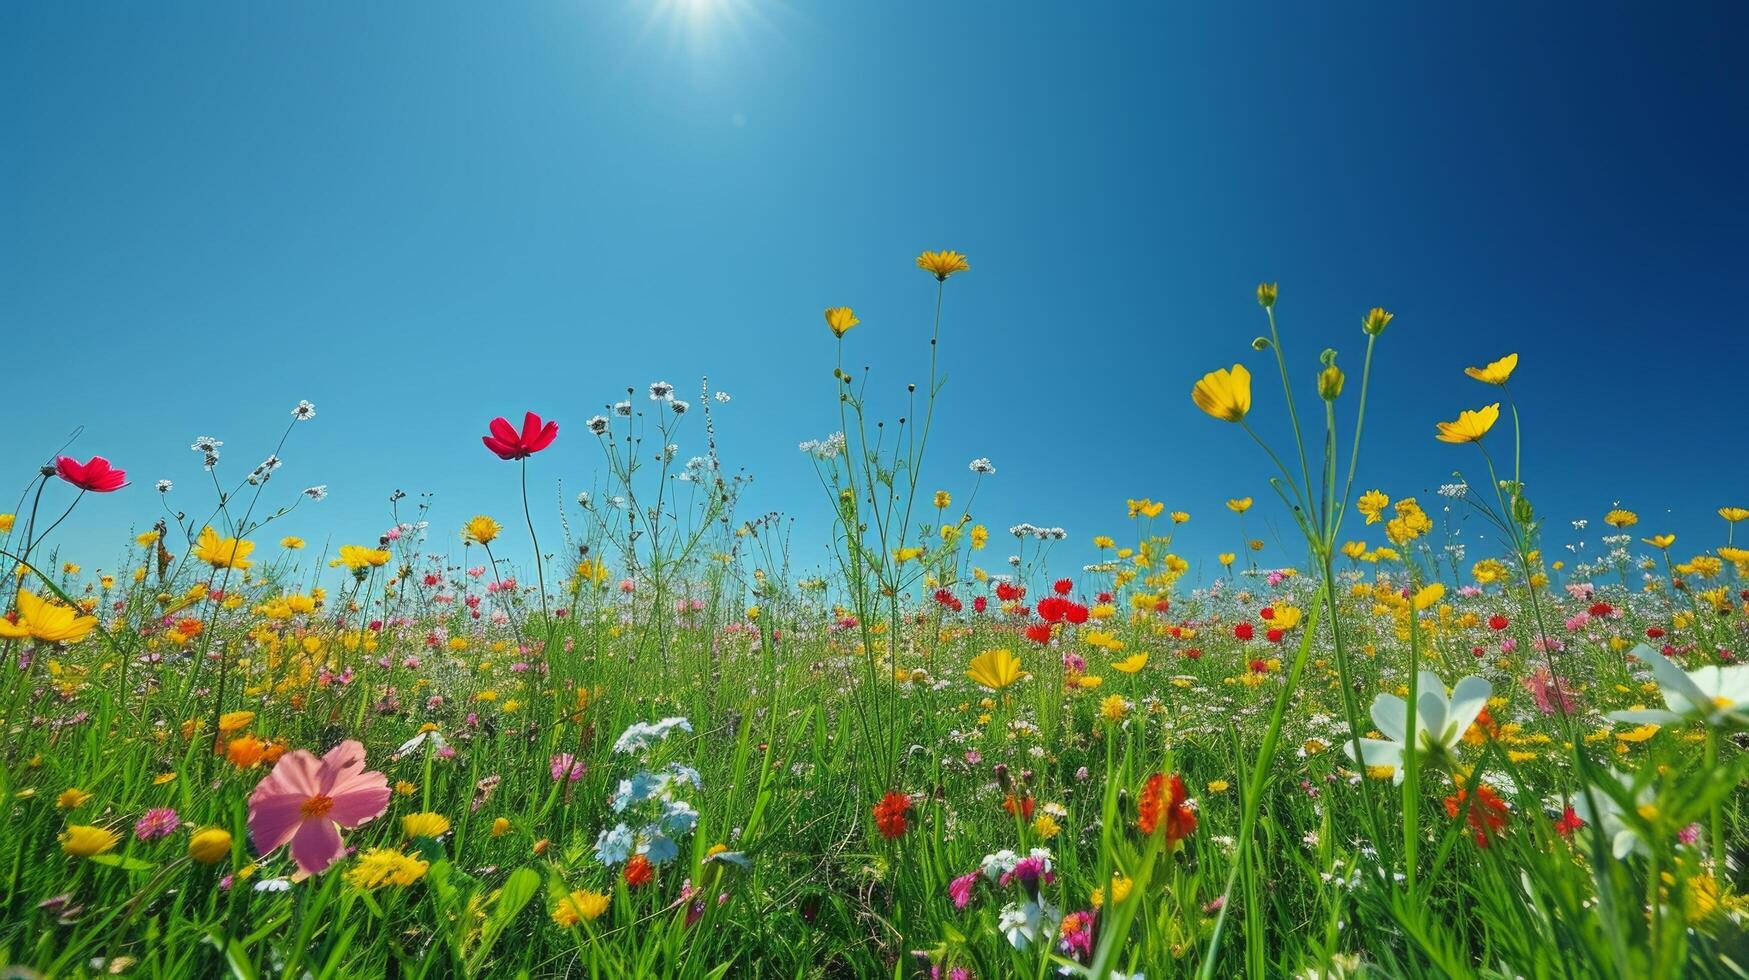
[{"xmin": 3, "ymin": 1, "xmax": 1746, "ymax": 585}]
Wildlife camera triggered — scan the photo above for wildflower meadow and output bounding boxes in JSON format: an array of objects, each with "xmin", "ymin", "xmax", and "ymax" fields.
[{"xmin": 2, "ymin": 254, "xmax": 1747, "ymax": 978}]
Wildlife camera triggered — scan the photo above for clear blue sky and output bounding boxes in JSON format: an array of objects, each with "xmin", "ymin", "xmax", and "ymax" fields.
[{"xmin": 4, "ymin": 2, "xmax": 1745, "ymax": 584}]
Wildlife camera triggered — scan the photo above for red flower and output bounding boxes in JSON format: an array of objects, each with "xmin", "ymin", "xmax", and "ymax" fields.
[
  {"xmin": 995, "ymin": 582, "xmax": 1024, "ymax": 602},
  {"xmin": 1097, "ymin": 591, "xmax": 1114, "ymax": 604},
  {"xmin": 1184, "ymin": 647, "xmax": 1203, "ymax": 660},
  {"xmin": 1064, "ymin": 603, "xmax": 1089, "ymax": 625},
  {"xmin": 973, "ymin": 596, "xmax": 988, "ymax": 614},
  {"xmin": 1003, "ymin": 794, "xmax": 1035, "ymax": 820},
  {"xmin": 1443, "ymin": 784, "xmax": 1509, "ymax": 847},
  {"xmin": 1037, "ymin": 597, "xmax": 1069, "ymax": 623},
  {"xmin": 1645, "ymin": 626, "xmax": 1665, "ymax": 639},
  {"xmin": 1259, "ymin": 606, "xmax": 1275, "ymax": 621},
  {"xmin": 872, "ymin": 790, "xmax": 911, "ymax": 839},
  {"xmin": 55, "ymin": 455, "xmax": 127, "ymax": 493},
  {"xmin": 1488, "ymin": 614, "xmax": 1510, "ymax": 631},
  {"xmin": 1024, "ymin": 622, "xmax": 1054, "ymax": 645},
  {"xmin": 1265, "ymin": 628, "xmax": 1284, "ymax": 644},
  {"xmin": 1554, "ymin": 806, "xmax": 1585, "ymax": 837},
  {"xmin": 481, "ymin": 412, "xmax": 558, "ymax": 460},
  {"xmin": 1137, "ymin": 773, "xmax": 1196, "ymax": 841},
  {"xmin": 1233, "ymin": 622, "xmax": 1254, "ymax": 641},
  {"xmin": 1248, "ymin": 658, "xmax": 1269, "ymax": 673},
  {"xmin": 1588, "ymin": 602, "xmax": 1615, "ymax": 618},
  {"xmin": 623, "ymin": 853, "xmax": 654, "ymax": 887},
  {"xmin": 1052, "ymin": 578, "xmax": 1073, "ymax": 596}
]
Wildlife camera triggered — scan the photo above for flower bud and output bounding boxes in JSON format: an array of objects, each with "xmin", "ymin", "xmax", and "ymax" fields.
[
  {"xmin": 1252, "ymin": 337, "xmax": 1271, "ymax": 352},
  {"xmin": 1362, "ymin": 307, "xmax": 1393, "ymax": 336},
  {"xmin": 1256, "ymin": 282, "xmax": 1278, "ymax": 308},
  {"xmin": 1318, "ymin": 364, "xmax": 1345, "ymax": 401}
]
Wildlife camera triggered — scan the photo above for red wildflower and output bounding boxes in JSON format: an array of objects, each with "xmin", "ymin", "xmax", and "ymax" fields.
[
  {"xmin": 1554, "ymin": 806, "xmax": 1585, "ymax": 837},
  {"xmin": 1097, "ymin": 591, "xmax": 1114, "ymax": 604},
  {"xmin": 481, "ymin": 411, "xmax": 559, "ymax": 460},
  {"xmin": 1488, "ymin": 614, "xmax": 1510, "ymax": 631},
  {"xmin": 1259, "ymin": 606, "xmax": 1275, "ymax": 620},
  {"xmin": 1064, "ymin": 603, "xmax": 1089, "ymax": 625},
  {"xmin": 55, "ymin": 455, "xmax": 127, "ymax": 493},
  {"xmin": 1443, "ymin": 784, "xmax": 1509, "ymax": 847},
  {"xmin": 623, "ymin": 853, "xmax": 654, "ymax": 887},
  {"xmin": 1003, "ymin": 794, "xmax": 1035, "ymax": 820},
  {"xmin": 1266, "ymin": 628, "xmax": 1284, "ymax": 643},
  {"xmin": 1645, "ymin": 626, "xmax": 1664, "ymax": 639},
  {"xmin": 1137, "ymin": 773, "xmax": 1196, "ymax": 841},
  {"xmin": 1588, "ymin": 602, "xmax": 1615, "ymax": 618},
  {"xmin": 1024, "ymin": 623, "xmax": 1054, "ymax": 645},
  {"xmin": 1052, "ymin": 578, "xmax": 1073, "ymax": 595},
  {"xmin": 1233, "ymin": 622, "xmax": 1254, "ymax": 641},
  {"xmin": 995, "ymin": 582, "xmax": 1024, "ymax": 602},
  {"xmin": 1037, "ymin": 597, "xmax": 1068, "ymax": 623},
  {"xmin": 973, "ymin": 596, "xmax": 988, "ymax": 614},
  {"xmin": 1184, "ymin": 647, "xmax": 1203, "ymax": 660},
  {"xmin": 872, "ymin": 790, "xmax": 912, "ymax": 839}
]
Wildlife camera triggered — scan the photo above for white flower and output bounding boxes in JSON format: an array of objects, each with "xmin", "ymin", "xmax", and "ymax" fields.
[
  {"xmin": 613, "ymin": 401, "xmax": 633, "ymax": 417},
  {"xmin": 669, "ymin": 399, "xmax": 689, "ymax": 415},
  {"xmin": 593, "ymin": 822, "xmax": 635, "ymax": 864},
  {"xmin": 649, "ymin": 381, "xmax": 674, "ymax": 400},
  {"xmin": 303, "ymin": 485, "xmax": 328, "ymax": 501},
  {"xmin": 996, "ymin": 899, "xmax": 1059, "ymax": 950},
  {"xmin": 1345, "ymin": 670, "xmax": 1491, "ymax": 784},
  {"xmin": 291, "ymin": 400, "xmax": 317, "ymax": 421},
  {"xmin": 156, "ymin": 480, "xmax": 173, "ymax": 493},
  {"xmin": 395, "ymin": 729, "xmax": 449, "ymax": 756},
  {"xmin": 612, "ymin": 716, "xmax": 693, "ymax": 754},
  {"xmin": 713, "ymin": 391, "xmax": 732, "ymax": 403},
  {"xmin": 190, "ymin": 436, "xmax": 223, "ymax": 454},
  {"xmin": 969, "ymin": 457, "xmax": 996, "ymax": 475},
  {"xmin": 1607, "ymin": 644, "xmax": 1749, "ymax": 728},
  {"xmin": 587, "ymin": 415, "xmax": 609, "ymax": 435},
  {"xmin": 253, "ymin": 877, "xmax": 293, "ymax": 893}
]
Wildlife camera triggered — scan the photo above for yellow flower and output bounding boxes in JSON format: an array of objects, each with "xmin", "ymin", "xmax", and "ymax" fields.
[
  {"xmin": 1412, "ymin": 583, "xmax": 1445, "ymax": 611},
  {"xmin": 1356, "ymin": 489, "xmax": 1389, "ymax": 524},
  {"xmin": 553, "ymin": 888, "xmax": 611, "ymax": 926},
  {"xmin": 280, "ymin": 536, "xmax": 305, "ymax": 549},
  {"xmin": 969, "ymin": 525, "xmax": 988, "ymax": 550},
  {"xmin": 1340, "ymin": 540, "xmax": 1367, "ymax": 559},
  {"xmin": 915, "ymin": 250, "xmax": 969, "ymax": 281},
  {"xmin": 402, "ymin": 811, "xmax": 451, "ymax": 839},
  {"xmin": 345, "ymin": 848, "xmax": 430, "ymax": 889},
  {"xmin": 966, "ymin": 648, "xmax": 1023, "ymax": 691},
  {"xmin": 1099, "ymin": 694, "xmax": 1130, "ymax": 722},
  {"xmin": 61, "ymin": 824, "xmax": 120, "ymax": 858},
  {"xmin": 1218, "ymin": 552, "xmax": 1235, "ymax": 567},
  {"xmin": 932, "ymin": 490, "xmax": 952, "ymax": 509},
  {"xmin": 1643, "ymin": 534, "xmax": 1675, "ymax": 550},
  {"xmin": 491, "ymin": 817, "xmax": 512, "ymax": 837},
  {"xmin": 333, "ymin": 544, "xmax": 393, "ymax": 571},
  {"xmin": 462, "ymin": 515, "xmax": 502, "ymax": 545},
  {"xmin": 1032, "ymin": 814, "xmax": 1062, "ymax": 839},
  {"xmin": 188, "ymin": 827, "xmax": 232, "ymax": 864},
  {"xmin": 0, "ymin": 591, "xmax": 99, "ymax": 644},
  {"xmin": 1719, "ymin": 507, "xmax": 1749, "ymax": 524},
  {"xmin": 193, "ymin": 526, "xmax": 255, "ymax": 569},
  {"xmin": 1207, "ymin": 779, "xmax": 1230, "ymax": 794},
  {"xmin": 1170, "ymin": 511, "xmax": 1189, "ymax": 524},
  {"xmin": 1091, "ymin": 874, "xmax": 1133, "ymax": 907},
  {"xmin": 1434, "ymin": 403, "xmax": 1500, "ymax": 444},
  {"xmin": 1112, "ymin": 653, "xmax": 1149, "ymax": 674},
  {"xmin": 1191, "ymin": 364, "xmax": 1252, "ymax": 423},
  {"xmin": 1362, "ymin": 307, "xmax": 1394, "ymax": 336},
  {"xmin": 1604, "ymin": 509, "xmax": 1639, "ymax": 529},
  {"xmin": 824, "ymin": 306, "xmax": 860, "ymax": 338},
  {"xmin": 0, "ymin": 513, "xmax": 13, "ymax": 533},
  {"xmin": 57, "ymin": 787, "xmax": 92, "ymax": 810},
  {"xmin": 1226, "ymin": 497, "xmax": 1253, "ymax": 514},
  {"xmin": 217, "ymin": 710, "xmax": 255, "ymax": 734},
  {"xmin": 1463, "ymin": 353, "xmax": 1519, "ymax": 385}
]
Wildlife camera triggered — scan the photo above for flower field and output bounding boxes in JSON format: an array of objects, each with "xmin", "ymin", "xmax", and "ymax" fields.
[{"xmin": 3, "ymin": 255, "xmax": 1748, "ymax": 979}]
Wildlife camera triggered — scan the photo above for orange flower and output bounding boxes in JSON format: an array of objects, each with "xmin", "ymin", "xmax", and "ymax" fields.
[
  {"xmin": 1137, "ymin": 772, "xmax": 1196, "ymax": 842},
  {"xmin": 623, "ymin": 853, "xmax": 654, "ymax": 888},
  {"xmin": 1444, "ymin": 784, "xmax": 1509, "ymax": 847}
]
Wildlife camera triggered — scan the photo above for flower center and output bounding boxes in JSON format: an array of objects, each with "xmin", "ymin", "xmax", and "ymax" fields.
[
  {"xmin": 301, "ymin": 794, "xmax": 335, "ymax": 819},
  {"xmin": 1713, "ymin": 696, "xmax": 1736, "ymax": 710}
]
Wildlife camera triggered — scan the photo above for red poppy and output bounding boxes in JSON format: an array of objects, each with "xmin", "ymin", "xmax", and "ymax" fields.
[
  {"xmin": 481, "ymin": 412, "xmax": 559, "ymax": 460},
  {"xmin": 872, "ymin": 790, "xmax": 911, "ymax": 839},
  {"xmin": 55, "ymin": 455, "xmax": 127, "ymax": 493},
  {"xmin": 1488, "ymin": 614, "xmax": 1510, "ymax": 631}
]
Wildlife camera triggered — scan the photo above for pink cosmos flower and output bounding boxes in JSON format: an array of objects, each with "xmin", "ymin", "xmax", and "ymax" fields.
[{"xmin": 247, "ymin": 739, "xmax": 390, "ymax": 875}]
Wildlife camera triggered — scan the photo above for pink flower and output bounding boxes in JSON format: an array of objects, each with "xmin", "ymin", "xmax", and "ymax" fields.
[
  {"xmin": 247, "ymin": 739, "xmax": 390, "ymax": 875},
  {"xmin": 948, "ymin": 871, "xmax": 980, "ymax": 909},
  {"xmin": 134, "ymin": 807, "xmax": 180, "ymax": 841},
  {"xmin": 482, "ymin": 411, "xmax": 558, "ymax": 460},
  {"xmin": 550, "ymin": 753, "xmax": 586, "ymax": 782}
]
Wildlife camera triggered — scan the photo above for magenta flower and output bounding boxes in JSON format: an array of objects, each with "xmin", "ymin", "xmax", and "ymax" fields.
[
  {"xmin": 247, "ymin": 739, "xmax": 390, "ymax": 875},
  {"xmin": 481, "ymin": 411, "xmax": 558, "ymax": 460},
  {"xmin": 550, "ymin": 753, "xmax": 586, "ymax": 782},
  {"xmin": 134, "ymin": 807, "xmax": 180, "ymax": 841},
  {"xmin": 948, "ymin": 871, "xmax": 980, "ymax": 910}
]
